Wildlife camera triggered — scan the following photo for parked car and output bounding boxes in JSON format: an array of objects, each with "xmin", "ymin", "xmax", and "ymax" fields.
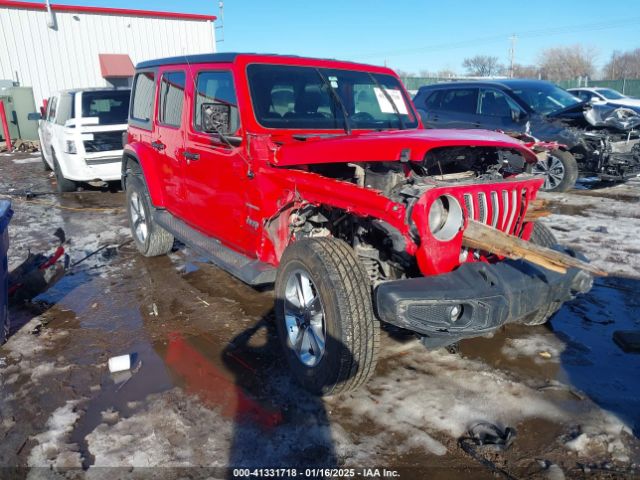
[
  {"xmin": 568, "ymin": 87, "xmax": 640, "ymax": 113},
  {"xmin": 123, "ymin": 54, "xmax": 593, "ymax": 394},
  {"xmin": 414, "ymin": 80, "xmax": 640, "ymax": 191},
  {"xmin": 38, "ymin": 88, "xmax": 131, "ymax": 192}
]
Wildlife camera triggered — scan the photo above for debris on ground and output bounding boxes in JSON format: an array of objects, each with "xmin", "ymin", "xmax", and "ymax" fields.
[{"xmin": 8, "ymin": 228, "xmax": 68, "ymax": 305}]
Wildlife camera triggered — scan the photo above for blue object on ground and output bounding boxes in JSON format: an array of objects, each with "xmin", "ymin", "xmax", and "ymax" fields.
[{"xmin": 0, "ymin": 199, "xmax": 13, "ymax": 344}]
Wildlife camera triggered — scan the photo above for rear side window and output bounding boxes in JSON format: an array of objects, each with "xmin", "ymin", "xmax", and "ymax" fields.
[
  {"xmin": 158, "ymin": 71, "xmax": 186, "ymax": 127},
  {"xmin": 440, "ymin": 88, "xmax": 478, "ymax": 114},
  {"xmin": 55, "ymin": 94, "xmax": 74, "ymax": 125},
  {"xmin": 131, "ymin": 72, "xmax": 156, "ymax": 128},
  {"xmin": 193, "ymin": 71, "xmax": 239, "ymax": 134}
]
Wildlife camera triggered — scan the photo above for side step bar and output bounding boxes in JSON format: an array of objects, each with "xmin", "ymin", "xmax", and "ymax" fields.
[{"xmin": 154, "ymin": 210, "xmax": 276, "ymax": 286}]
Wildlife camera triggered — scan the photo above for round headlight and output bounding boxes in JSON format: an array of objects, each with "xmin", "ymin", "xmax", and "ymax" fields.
[{"xmin": 428, "ymin": 195, "xmax": 463, "ymax": 241}]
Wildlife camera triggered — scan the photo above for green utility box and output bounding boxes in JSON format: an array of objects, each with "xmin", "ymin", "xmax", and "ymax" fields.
[{"xmin": 0, "ymin": 86, "xmax": 39, "ymax": 141}]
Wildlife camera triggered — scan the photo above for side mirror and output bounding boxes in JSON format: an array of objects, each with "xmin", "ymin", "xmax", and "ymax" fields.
[
  {"xmin": 201, "ymin": 103, "xmax": 232, "ymax": 135},
  {"xmin": 27, "ymin": 112, "xmax": 42, "ymax": 121}
]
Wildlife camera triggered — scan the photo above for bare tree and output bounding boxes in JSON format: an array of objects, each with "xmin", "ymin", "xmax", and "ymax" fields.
[
  {"xmin": 511, "ymin": 64, "xmax": 539, "ymax": 79},
  {"xmin": 538, "ymin": 45, "xmax": 597, "ymax": 81},
  {"xmin": 436, "ymin": 69, "xmax": 458, "ymax": 79},
  {"xmin": 462, "ymin": 55, "xmax": 503, "ymax": 77},
  {"xmin": 603, "ymin": 49, "xmax": 640, "ymax": 79}
]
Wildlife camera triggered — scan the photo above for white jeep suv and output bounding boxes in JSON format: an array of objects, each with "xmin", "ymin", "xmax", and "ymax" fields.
[{"xmin": 39, "ymin": 88, "xmax": 130, "ymax": 192}]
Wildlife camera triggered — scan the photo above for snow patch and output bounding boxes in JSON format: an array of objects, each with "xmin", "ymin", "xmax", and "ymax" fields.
[
  {"xmin": 27, "ymin": 400, "xmax": 82, "ymax": 469},
  {"xmin": 501, "ymin": 334, "xmax": 565, "ymax": 363},
  {"xmin": 333, "ymin": 342, "xmax": 564, "ymax": 455}
]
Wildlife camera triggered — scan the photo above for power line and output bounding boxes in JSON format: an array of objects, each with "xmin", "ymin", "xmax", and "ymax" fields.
[{"xmin": 351, "ymin": 17, "xmax": 640, "ymax": 60}]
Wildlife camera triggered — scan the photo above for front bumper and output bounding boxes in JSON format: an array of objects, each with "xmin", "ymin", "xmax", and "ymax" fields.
[{"xmin": 374, "ymin": 247, "xmax": 593, "ymax": 340}]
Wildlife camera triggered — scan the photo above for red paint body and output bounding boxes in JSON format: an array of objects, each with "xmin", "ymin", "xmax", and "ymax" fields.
[{"xmin": 126, "ymin": 54, "xmax": 544, "ymax": 277}]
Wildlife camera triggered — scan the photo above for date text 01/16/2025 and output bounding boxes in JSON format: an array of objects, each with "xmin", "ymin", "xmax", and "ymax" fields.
[{"xmin": 232, "ymin": 468, "xmax": 401, "ymax": 478}]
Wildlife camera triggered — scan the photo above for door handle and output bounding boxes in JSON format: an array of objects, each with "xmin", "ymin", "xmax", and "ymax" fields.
[
  {"xmin": 182, "ymin": 151, "xmax": 200, "ymax": 161},
  {"xmin": 151, "ymin": 141, "xmax": 165, "ymax": 151}
]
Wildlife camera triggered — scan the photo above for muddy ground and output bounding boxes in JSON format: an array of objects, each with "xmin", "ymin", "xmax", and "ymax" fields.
[{"xmin": 0, "ymin": 152, "xmax": 639, "ymax": 479}]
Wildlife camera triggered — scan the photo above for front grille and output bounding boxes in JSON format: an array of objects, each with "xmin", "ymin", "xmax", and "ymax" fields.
[
  {"xmin": 84, "ymin": 131, "xmax": 124, "ymax": 152},
  {"xmin": 462, "ymin": 187, "xmax": 528, "ymax": 236}
]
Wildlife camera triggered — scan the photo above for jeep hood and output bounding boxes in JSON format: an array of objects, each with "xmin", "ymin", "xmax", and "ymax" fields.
[{"xmin": 272, "ymin": 129, "xmax": 538, "ymax": 166}]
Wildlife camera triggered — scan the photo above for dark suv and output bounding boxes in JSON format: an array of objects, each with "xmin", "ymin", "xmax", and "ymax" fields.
[{"xmin": 414, "ymin": 80, "xmax": 640, "ymax": 191}]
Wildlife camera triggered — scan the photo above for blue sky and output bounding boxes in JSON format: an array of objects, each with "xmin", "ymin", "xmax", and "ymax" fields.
[{"xmin": 52, "ymin": 0, "xmax": 640, "ymax": 74}]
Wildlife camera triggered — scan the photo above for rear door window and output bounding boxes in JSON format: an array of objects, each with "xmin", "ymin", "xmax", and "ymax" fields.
[
  {"xmin": 131, "ymin": 72, "xmax": 156, "ymax": 128},
  {"xmin": 158, "ymin": 71, "xmax": 186, "ymax": 127},
  {"xmin": 439, "ymin": 88, "xmax": 479, "ymax": 114}
]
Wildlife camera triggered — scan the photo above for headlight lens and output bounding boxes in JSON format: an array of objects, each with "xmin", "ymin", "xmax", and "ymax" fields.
[
  {"xmin": 428, "ymin": 195, "xmax": 463, "ymax": 241},
  {"xmin": 64, "ymin": 140, "xmax": 77, "ymax": 154}
]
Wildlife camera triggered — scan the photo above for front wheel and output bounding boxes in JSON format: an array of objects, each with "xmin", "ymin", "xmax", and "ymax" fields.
[
  {"xmin": 275, "ymin": 238, "xmax": 379, "ymax": 395},
  {"xmin": 125, "ymin": 174, "xmax": 174, "ymax": 257},
  {"xmin": 521, "ymin": 223, "xmax": 563, "ymax": 326},
  {"xmin": 532, "ymin": 149, "xmax": 578, "ymax": 193}
]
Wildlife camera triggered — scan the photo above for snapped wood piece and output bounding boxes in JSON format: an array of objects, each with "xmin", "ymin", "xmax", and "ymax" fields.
[{"xmin": 461, "ymin": 220, "xmax": 607, "ymax": 276}]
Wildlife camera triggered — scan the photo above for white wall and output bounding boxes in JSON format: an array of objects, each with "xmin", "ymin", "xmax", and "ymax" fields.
[{"xmin": 0, "ymin": 6, "xmax": 215, "ymax": 105}]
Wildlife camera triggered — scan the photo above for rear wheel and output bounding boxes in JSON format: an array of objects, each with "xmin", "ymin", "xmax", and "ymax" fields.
[
  {"xmin": 522, "ymin": 223, "xmax": 563, "ymax": 326},
  {"xmin": 52, "ymin": 152, "xmax": 77, "ymax": 193},
  {"xmin": 275, "ymin": 237, "xmax": 379, "ymax": 395},
  {"xmin": 532, "ymin": 150, "xmax": 578, "ymax": 192},
  {"xmin": 126, "ymin": 174, "xmax": 174, "ymax": 257}
]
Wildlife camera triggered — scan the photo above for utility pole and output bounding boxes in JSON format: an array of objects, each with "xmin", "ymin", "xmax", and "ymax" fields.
[
  {"xmin": 215, "ymin": 1, "xmax": 225, "ymax": 43},
  {"xmin": 509, "ymin": 34, "xmax": 517, "ymax": 78}
]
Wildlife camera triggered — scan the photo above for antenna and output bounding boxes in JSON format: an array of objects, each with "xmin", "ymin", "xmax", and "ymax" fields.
[
  {"xmin": 45, "ymin": 0, "xmax": 56, "ymax": 28},
  {"xmin": 215, "ymin": 1, "xmax": 225, "ymax": 43}
]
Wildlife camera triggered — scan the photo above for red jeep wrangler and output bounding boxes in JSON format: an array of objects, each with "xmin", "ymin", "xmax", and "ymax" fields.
[{"xmin": 122, "ymin": 53, "xmax": 592, "ymax": 394}]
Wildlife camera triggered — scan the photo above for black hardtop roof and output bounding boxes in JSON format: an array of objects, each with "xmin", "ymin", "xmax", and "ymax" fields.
[
  {"xmin": 135, "ymin": 52, "xmax": 380, "ymax": 70},
  {"xmin": 418, "ymin": 78, "xmax": 556, "ymax": 91},
  {"xmin": 136, "ymin": 53, "xmax": 240, "ymax": 69}
]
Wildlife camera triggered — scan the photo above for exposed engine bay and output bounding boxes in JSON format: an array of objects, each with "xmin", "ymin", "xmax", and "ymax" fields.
[{"xmin": 292, "ymin": 146, "xmax": 536, "ymax": 284}]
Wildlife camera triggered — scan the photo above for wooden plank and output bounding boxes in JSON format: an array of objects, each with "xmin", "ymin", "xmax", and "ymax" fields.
[{"xmin": 462, "ymin": 220, "xmax": 607, "ymax": 276}]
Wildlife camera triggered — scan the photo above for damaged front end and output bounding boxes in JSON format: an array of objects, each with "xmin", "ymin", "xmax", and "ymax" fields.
[{"xmin": 541, "ymin": 103, "xmax": 640, "ymax": 181}]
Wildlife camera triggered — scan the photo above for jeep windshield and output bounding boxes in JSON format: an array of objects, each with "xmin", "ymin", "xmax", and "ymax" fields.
[
  {"xmin": 510, "ymin": 83, "xmax": 581, "ymax": 116},
  {"xmin": 247, "ymin": 64, "xmax": 418, "ymax": 130}
]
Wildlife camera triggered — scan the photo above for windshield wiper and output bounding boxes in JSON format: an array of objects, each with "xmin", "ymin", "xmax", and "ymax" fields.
[
  {"xmin": 367, "ymin": 73, "xmax": 405, "ymax": 130},
  {"xmin": 315, "ymin": 68, "xmax": 351, "ymax": 135}
]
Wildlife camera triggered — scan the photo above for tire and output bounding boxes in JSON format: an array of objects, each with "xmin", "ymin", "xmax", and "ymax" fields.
[
  {"xmin": 125, "ymin": 174, "xmax": 174, "ymax": 257},
  {"xmin": 52, "ymin": 152, "xmax": 77, "ymax": 193},
  {"xmin": 521, "ymin": 222, "xmax": 562, "ymax": 326},
  {"xmin": 275, "ymin": 237, "xmax": 380, "ymax": 395},
  {"xmin": 532, "ymin": 149, "xmax": 578, "ymax": 193}
]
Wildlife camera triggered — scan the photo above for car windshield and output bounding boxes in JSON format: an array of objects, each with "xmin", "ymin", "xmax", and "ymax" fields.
[
  {"xmin": 596, "ymin": 88, "xmax": 626, "ymax": 100},
  {"xmin": 510, "ymin": 83, "xmax": 580, "ymax": 115},
  {"xmin": 81, "ymin": 90, "xmax": 130, "ymax": 125},
  {"xmin": 247, "ymin": 64, "xmax": 418, "ymax": 130}
]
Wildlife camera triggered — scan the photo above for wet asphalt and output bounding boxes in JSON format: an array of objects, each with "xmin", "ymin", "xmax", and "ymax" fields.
[{"xmin": 0, "ymin": 152, "xmax": 639, "ymax": 479}]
